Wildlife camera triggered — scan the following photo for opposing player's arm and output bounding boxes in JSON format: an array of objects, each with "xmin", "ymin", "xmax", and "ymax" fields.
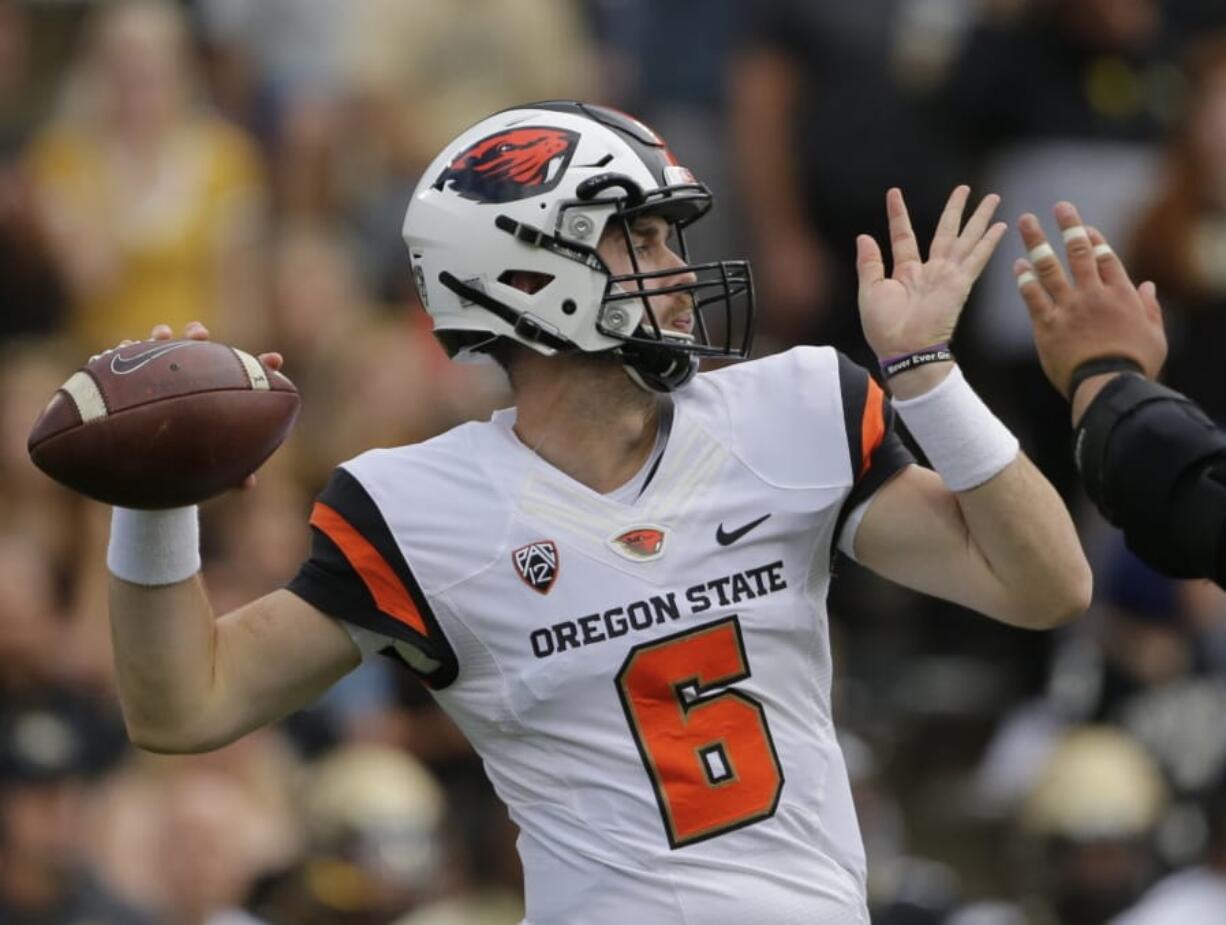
[
  {"xmin": 850, "ymin": 456, "xmax": 1091, "ymax": 629},
  {"xmin": 110, "ymin": 579, "xmax": 360, "ymax": 753}
]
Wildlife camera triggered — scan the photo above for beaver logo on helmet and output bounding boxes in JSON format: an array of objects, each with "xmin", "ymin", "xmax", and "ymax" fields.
[{"xmin": 433, "ymin": 127, "xmax": 580, "ymax": 204}]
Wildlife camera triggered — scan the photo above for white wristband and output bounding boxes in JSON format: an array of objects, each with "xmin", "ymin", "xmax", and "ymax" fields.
[
  {"xmin": 107, "ymin": 506, "xmax": 201, "ymax": 586},
  {"xmin": 892, "ymin": 365, "xmax": 1019, "ymax": 491}
]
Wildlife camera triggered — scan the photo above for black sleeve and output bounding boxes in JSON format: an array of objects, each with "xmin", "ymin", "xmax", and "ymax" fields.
[
  {"xmin": 833, "ymin": 352, "xmax": 916, "ymax": 547},
  {"xmin": 1075, "ymin": 374, "xmax": 1226, "ymax": 586},
  {"xmin": 286, "ymin": 467, "xmax": 458, "ymax": 688}
]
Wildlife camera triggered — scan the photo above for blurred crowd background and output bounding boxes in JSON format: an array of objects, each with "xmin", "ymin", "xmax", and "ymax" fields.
[{"xmin": 4, "ymin": 1, "xmax": 1226, "ymax": 923}]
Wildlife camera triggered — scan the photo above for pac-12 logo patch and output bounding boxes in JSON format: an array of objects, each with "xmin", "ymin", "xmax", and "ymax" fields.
[
  {"xmin": 432, "ymin": 127, "xmax": 580, "ymax": 204},
  {"xmin": 513, "ymin": 540, "xmax": 559, "ymax": 594},
  {"xmin": 609, "ymin": 526, "xmax": 666, "ymax": 562}
]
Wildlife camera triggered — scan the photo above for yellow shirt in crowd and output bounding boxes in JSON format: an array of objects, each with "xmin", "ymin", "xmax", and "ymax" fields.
[{"xmin": 25, "ymin": 117, "xmax": 263, "ymax": 350}]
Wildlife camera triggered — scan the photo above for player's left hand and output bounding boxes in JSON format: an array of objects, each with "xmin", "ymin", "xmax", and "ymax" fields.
[{"xmin": 856, "ymin": 185, "xmax": 1006, "ymax": 363}]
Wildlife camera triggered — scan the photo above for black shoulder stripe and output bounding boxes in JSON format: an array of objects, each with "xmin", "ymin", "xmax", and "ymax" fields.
[
  {"xmin": 837, "ymin": 351, "xmax": 869, "ymax": 484},
  {"xmin": 832, "ymin": 353, "xmax": 916, "ymax": 562},
  {"xmin": 287, "ymin": 467, "xmax": 458, "ymax": 688}
]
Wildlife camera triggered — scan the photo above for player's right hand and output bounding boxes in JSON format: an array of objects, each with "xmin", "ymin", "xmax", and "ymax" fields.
[
  {"xmin": 147, "ymin": 321, "xmax": 285, "ymax": 489},
  {"xmin": 1014, "ymin": 202, "xmax": 1167, "ymax": 400},
  {"xmin": 147, "ymin": 321, "xmax": 285, "ymax": 373}
]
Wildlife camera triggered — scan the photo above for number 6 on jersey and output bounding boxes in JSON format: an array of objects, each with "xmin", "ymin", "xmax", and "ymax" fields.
[{"xmin": 615, "ymin": 617, "xmax": 784, "ymax": 848}]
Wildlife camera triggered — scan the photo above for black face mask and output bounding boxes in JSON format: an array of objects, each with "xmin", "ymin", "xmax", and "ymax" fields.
[{"xmin": 576, "ymin": 177, "xmax": 753, "ymax": 393}]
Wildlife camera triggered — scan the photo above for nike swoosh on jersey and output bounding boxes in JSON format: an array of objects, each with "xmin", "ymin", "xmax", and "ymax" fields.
[
  {"xmin": 109, "ymin": 342, "xmax": 194, "ymax": 375},
  {"xmin": 715, "ymin": 513, "xmax": 772, "ymax": 546}
]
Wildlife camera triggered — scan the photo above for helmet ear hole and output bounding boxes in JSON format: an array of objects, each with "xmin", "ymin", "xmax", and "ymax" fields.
[{"xmin": 498, "ymin": 270, "xmax": 554, "ymax": 294}]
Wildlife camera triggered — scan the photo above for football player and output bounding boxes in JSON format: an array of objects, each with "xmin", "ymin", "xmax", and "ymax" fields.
[{"xmin": 107, "ymin": 102, "xmax": 1091, "ymax": 924}]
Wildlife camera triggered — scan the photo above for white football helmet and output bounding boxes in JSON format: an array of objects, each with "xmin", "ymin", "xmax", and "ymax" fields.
[{"xmin": 402, "ymin": 101, "xmax": 754, "ymax": 392}]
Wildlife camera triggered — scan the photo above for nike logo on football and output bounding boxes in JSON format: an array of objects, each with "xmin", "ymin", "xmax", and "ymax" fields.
[
  {"xmin": 716, "ymin": 514, "xmax": 771, "ymax": 546},
  {"xmin": 109, "ymin": 342, "xmax": 194, "ymax": 375}
]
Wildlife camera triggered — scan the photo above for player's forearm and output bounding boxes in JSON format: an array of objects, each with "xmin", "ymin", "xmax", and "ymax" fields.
[
  {"xmin": 888, "ymin": 366, "xmax": 1091, "ymax": 628},
  {"xmin": 109, "ymin": 573, "xmax": 231, "ymax": 753},
  {"xmin": 954, "ymin": 454, "xmax": 1092, "ymax": 628}
]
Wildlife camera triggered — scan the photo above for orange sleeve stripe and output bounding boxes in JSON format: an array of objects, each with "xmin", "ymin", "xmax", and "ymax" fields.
[
  {"xmin": 308, "ymin": 501, "xmax": 428, "ymax": 638},
  {"xmin": 859, "ymin": 377, "xmax": 887, "ymax": 477}
]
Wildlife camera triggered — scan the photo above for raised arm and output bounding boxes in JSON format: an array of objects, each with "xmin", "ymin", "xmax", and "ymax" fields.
[
  {"xmin": 107, "ymin": 323, "xmax": 359, "ymax": 753},
  {"xmin": 850, "ymin": 187, "xmax": 1091, "ymax": 628}
]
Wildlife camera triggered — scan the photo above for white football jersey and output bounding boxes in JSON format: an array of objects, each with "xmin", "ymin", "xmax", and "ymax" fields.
[{"xmin": 288, "ymin": 346, "xmax": 913, "ymax": 925}]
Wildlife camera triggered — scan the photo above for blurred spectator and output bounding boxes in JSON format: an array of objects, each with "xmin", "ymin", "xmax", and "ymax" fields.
[
  {"xmin": 1019, "ymin": 728, "xmax": 1166, "ymax": 924},
  {"xmin": 586, "ymin": 0, "xmax": 748, "ymax": 264},
  {"xmin": 332, "ymin": 0, "xmax": 596, "ymax": 301},
  {"xmin": 160, "ymin": 768, "xmax": 287, "ymax": 925},
  {"xmin": 203, "ymin": 461, "xmax": 312, "ymax": 613},
  {"xmin": 1128, "ymin": 34, "xmax": 1226, "ymax": 423},
  {"xmin": 89, "ymin": 731, "xmax": 301, "ymax": 925},
  {"xmin": 335, "ymin": 0, "xmax": 593, "ymax": 182},
  {"xmin": 193, "ymin": 0, "xmax": 344, "ymax": 130},
  {"xmin": 24, "ymin": 0, "xmax": 267, "ymax": 352},
  {"xmin": 974, "ymin": 540, "xmax": 1226, "ymax": 882},
  {"xmin": 261, "ymin": 221, "xmax": 508, "ymax": 490},
  {"xmin": 0, "ymin": 341, "xmax": 89, "ymax": 578},
  {"xmin": 0, "ymin": 157, "xmax": 68, "ymax": 342},
  {"xmin": 374, "ymin": 673, "xmax": 521, "ymax": 925},
  {"xmin": 837, "ymin": 731, "xmax": 962, "ymax": 925},
  {"xmin": 939, "ymin": 0, "xmax": 1226, "ymax": 495},
  {"xmin": 0, "ymin": 0, "xmax": 67, "ymax": 342},
  {"xmin": 0, "ymin": 688, "xmax": 148, "ymax": 925},
  {"xmin": 0, "ymin": 532, "xmax": 63, "ymax": 695},
  {"xmin": 954, "ymin": 727, "xmax": 1167, "ymax": 925},
  {"xmin": 729, "ymin": 0, "xmax": 967, "ymax": 357},
  {"xmin": 0, "ymin": 340, "xmax": 119, "ymax": 700},
  {"xmin": 192, "ymin": 0, "xmax": 349, "ymax": 219},
  {"xmin": 1110, "ymin": 773, "xmax": 1226, "ymax": 924},
  {"xmin": 0, "ymin": 0, "xmax": 33, "ymax": 149},
  {"xmin": 244, "ymin": 745, "xmax": 452, "ymax": 925}
]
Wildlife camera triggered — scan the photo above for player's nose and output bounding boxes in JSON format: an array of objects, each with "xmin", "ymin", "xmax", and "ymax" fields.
[{"xmin": 658, "ymin": 246, "xmax": 697, "ymax": 288}]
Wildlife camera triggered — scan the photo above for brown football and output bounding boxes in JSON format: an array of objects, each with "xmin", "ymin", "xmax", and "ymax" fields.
[{"xmin": 27, "ymin": 339, "xmax": 300, "ymax": 509}]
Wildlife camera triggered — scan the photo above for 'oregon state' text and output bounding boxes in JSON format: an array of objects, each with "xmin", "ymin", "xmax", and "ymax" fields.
[{"xmin": 528, "ymin": 561, "xmax": 787, "ymax": 659}]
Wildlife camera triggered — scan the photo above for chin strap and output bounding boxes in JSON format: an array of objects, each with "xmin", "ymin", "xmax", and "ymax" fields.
[{"xmin": 619, "ymin": 339, "xmax": 698, "ymax": 393}]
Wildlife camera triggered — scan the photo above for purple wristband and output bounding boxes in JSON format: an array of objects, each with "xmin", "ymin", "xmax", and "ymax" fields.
[{"xmin": 879, "ymin": 343, "xmax": 953, "ymax": 379}]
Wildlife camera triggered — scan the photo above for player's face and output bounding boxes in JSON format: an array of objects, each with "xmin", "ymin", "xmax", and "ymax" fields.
[{"xmin": 599, "ymin": 216, "xmax": 697, "ymax": 336}]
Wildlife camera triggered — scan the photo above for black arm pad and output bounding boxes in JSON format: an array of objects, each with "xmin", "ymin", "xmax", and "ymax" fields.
[{"xmin": 1074, "ymin": 374, "xmax": 1226, "ymax": 584}]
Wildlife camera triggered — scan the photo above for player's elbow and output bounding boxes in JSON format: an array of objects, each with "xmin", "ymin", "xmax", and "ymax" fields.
[
  {"xmin": 123, "ymin": 714, "xmax": 239, "ymax": 755},
  {"xmin": 1010, "ymin": 560, "xmax": 1093, "ymax": 630}
]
